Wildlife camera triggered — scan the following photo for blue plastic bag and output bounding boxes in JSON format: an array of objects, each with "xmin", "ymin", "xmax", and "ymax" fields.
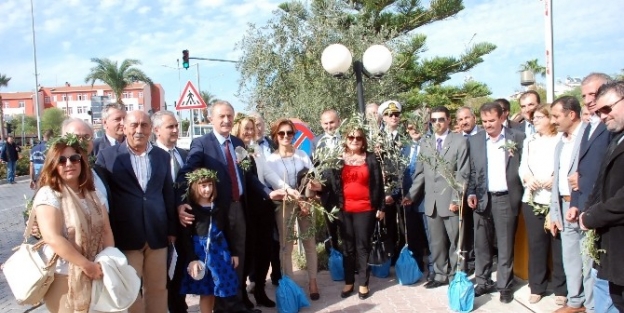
[
  {"xmin": 328, "ymin": 248, "xmax": 344, "ymax": 281},
  {"xmin": 370, "ymin": 259, "xmax": 391, "ymax": 278},
  {"xmin": 395, "ymin": 245, "xmax": 422, "ymax": 285},
  {"xmin": 448, "ymin": 271, "xmax": 475, "ymax": 313},
  {"xmin": 276, "ymin": 275, "xmax": 310, "ymax": 313}
]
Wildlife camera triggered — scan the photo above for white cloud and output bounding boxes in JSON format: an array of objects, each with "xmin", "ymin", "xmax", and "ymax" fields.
[
  {"xmin": 62, "ymin": 41, "xmax": 72, "ymax": 50},
  {"xmin": 138, "ymin": 6, "xmax": 151, "ymax": 14},
  {"xmin": 42, "ymin": 18, "xmax": 65, "ymax": 34}
]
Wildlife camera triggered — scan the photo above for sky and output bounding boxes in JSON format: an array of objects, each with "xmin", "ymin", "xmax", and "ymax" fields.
[{"xmin": 0, "ymin": 0, "xmax": 622, "ymax": 117}]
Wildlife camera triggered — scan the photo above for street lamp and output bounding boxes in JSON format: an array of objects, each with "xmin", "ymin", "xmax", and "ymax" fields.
[{"xmin": 321, "ymin": 44, "xmax": 393, "ymax": 113}]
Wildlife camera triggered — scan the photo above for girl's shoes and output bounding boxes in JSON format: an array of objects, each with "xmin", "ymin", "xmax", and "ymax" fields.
[
  {"xmin": 340, "ymin": 285, "xmax": 354, "ymax": 298},
  {"xmin": 358, "ymin": 286, "xmax": 370, "ymax": 300}
]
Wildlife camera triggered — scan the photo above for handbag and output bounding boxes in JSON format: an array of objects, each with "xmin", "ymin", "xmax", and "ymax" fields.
[
  {"xmin": 368, "ymin": 221, "xmax": 390, "ymax": 266},
  {"xmin": 2, "ymin": 210, "xmax": 59, "ymax": 305}
]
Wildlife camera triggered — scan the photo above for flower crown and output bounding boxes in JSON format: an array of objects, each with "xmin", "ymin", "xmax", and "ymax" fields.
[
  {"xmin": 233, "ymin": 113, "xmax": 256, "ymax": 126},
  {"xmin": 46, "ymin": 133, "xmax": 89, "ymax": 154},
  {"xmin": 183, "ymin": 168, "xmax": 219, "ymax": 201}
]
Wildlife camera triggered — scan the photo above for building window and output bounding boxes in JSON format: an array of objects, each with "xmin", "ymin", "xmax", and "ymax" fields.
[
  {"xmin": 138, "ymin": 104, "xmax": 144, "ymax": 110},
  {"xmin": 61, "ymin": 107, "xmax": 67, "ymax": 114},
  {"xmin": 62, "ymin": 94, "xmax": 67, "ymax": 101},
  {"xmin": 68, "ymin": 95, "xmax": 72, "ymax": 101},
  {"xmin": 107, "ymin": 92, "xmax": 115, "ymax": 99},
  {"xmin": 92, "ymin": 92, "xmax": 97, "ymax": 98},
  {"xmin": 124, "ymin": 104, "xmax": 134, "ymax": 111},
  {"xmin": 53, "ymin": 95, "xmax": 57, "ymax": 102},
  {"xmin": 122, "ymin": 91, "xmax": 132, "ymax": 99},
  {"xmin": 77, "ymin": 93, "xmax": 88, "ymax": 101},
  {"xmin": 44, "ymin": 96, "xmax": 51, "ymax": 104},
  {"xmin": 138, "ymin": 92, "xmax": 143, "ymax": 98},
  {"xmin": 19, "ymin": 101, "xmax": 25, "ymax": 108},
  {"xmin": 68, "ymin": 107, "xmax": 73, "ymax": 114},
  {"xmin": 77, "ymin": 106, "xmax": 84, "ymax": 114},
  {"xmin": 3, "ymin": 102, "xmax": 8, "ymax": 108}
]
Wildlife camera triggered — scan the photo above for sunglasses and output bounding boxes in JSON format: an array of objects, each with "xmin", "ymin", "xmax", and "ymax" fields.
[
  {"xmin": 596, "ymin": 97, "xmax": 624, "ymax": 117},
  {"xmin": 59, "ymin": 154, "xmax": 82, "ymax": 165},
  {"xmin": 430, "ymin": 117, "xmax": 447, "ymax": 123},
  {"xmin": 384, "ymin": 112, "xmax": 401, "ymax": 118},
  {"xmin": 76, "ymin": 134, "xmax": 93, "ymax": 142},
  {"xmin": 277, "ymin": 130, "xmax": 295, "ymax": 137},
  {"xmin": 347, "ymin": 136, "xmax": 364, "ymax": 142}
]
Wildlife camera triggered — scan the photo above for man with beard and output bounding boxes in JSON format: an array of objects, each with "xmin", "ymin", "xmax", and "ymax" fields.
[
  {"xmin": 93, "ymin": 103, "xmax": 126, "ymax": 156},
  {"xmin": 467, "ymin": 102, "xmax": 525, "ymax": 303}
]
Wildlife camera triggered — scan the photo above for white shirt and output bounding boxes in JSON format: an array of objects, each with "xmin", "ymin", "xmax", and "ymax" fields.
[
  {"xmin": 518, "ymin": 133, "xmax": 562, "ymax": 204},
  {"xmin": 486, "ymin": 130, "xmax": 508, "ymax": 192},
  {"xmin": 92, "ymin": 169, "xmax": 109, "ymax": 212},
  {"xmin": 265, "ymin": 150, "xmax": 314, "ymax": 188},
  {"xmin": 558, "ymin": 123, "xmax": 583, "ymax": 196},
  {"xmin": 127, "ymin": 142, "xmax": 153, "ymax": 192},
  {"xmin": 253, "ymin": 151, "xmax": 290, "ymax": 190},
  {"xmin": 257, "ymin": 136, "xmax": 273, "ymax": 158},
  {"xmin": 588, "ymin": 114, "xmax": 601, "ymax": 138},
  {"xmin": 105, "ymin": 134, "xmax": 118, "ymax": 146},
  {"xmin": 318, "ymin": 133, "xmax": 341, "ymax": 150},
  {"xmin": 524, "ymin": 121, "xmax": 536, "ymax": 137},
  {"xmin": 155, "ymin": 141, "xmax": 184, "ymax": 181},
  {"xmin": 463, "ymin": 126, "xmax": 478, "ymax": 137}
]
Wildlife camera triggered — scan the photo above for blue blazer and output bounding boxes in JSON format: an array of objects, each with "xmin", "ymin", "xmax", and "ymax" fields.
[
  {"xmin": 95, "ymin": 143, "xmax": 176, "ymax": 251},
  {"xmin": 571, "ymin": 123, "xmax": 611, "ymax": 211},
  {"xmin": 175, "ymin": 132, "xmax": 271, "ymax": 211},
  {"xmin": 401, "ymin": 144, "xmax": 425, "ymax": 213}
]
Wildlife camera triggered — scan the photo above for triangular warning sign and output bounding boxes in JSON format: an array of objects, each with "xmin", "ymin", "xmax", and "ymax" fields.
[{"xmin": 175, "ymin": 81, "xmax": 207, "ymax": 110}]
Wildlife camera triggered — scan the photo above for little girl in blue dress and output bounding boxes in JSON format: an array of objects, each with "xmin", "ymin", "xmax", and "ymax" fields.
[{"xmin": 179, "ymin": 168, "xmax": 238, "ymax": 312}]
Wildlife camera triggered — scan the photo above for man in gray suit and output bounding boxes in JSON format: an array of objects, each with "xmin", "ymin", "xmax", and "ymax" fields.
[
  {"xmin": 549, "ymin": 96, "xmax": 593, "ymax": 313},
  {"xmin": 467, "ymin": 102, "xmax": 525, "ymax": 303},
  {"xmin": 403, "ymin": 106, "xmax": 470, "ymax": 289}
]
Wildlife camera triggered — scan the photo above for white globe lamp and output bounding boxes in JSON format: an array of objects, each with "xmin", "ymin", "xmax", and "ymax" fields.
[
  {"xmin": 321, "ymin": 44, "xmax": 352, "ymax": 76},
  {"xmin": 362, "ymin": 45, "xmax": 392, "ymax": 78}
]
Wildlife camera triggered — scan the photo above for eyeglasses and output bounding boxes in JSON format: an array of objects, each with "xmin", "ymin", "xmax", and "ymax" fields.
[
  {"xmin": 532, "ymin": 115, "xmax": 546, "ymax": 122},
  {"xmin": 596, "ymin": 97, "xmax": 624, "ymax": 117},
  {"xmin": 76, "ymin": 134, "xmax": 93, "ymax": 142},
  {"xmin": 347, "ymin": 136, "xmax": 364, "ymax": 142},
  {"xmin": 384, "ymin": 112, "xmax": 400, "ymax": 118},
  {"xmin": 430, "ymin": 117, "xmax": 447, "ymax": 123},
  {"xmin": 59, "ymin": 154, "xmax": 82, "ymax": 165},
  {"xmin": 277, "ymin": 130, "xmax": 294, "ymax": 137}
]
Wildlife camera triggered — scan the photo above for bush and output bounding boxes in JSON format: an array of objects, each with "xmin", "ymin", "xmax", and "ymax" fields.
[
  {"xmin": 293, "ymin": 242, "xmax": 329, "ymax": 272},
  {"xmin": 0, "ymin": 148, "xmax": 31, "ymax": 179}
]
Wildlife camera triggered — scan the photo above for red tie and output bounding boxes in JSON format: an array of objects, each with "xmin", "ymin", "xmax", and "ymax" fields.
[{"xmin": 224, "ymin": 139, "xmax": 240, "ymax": 201}]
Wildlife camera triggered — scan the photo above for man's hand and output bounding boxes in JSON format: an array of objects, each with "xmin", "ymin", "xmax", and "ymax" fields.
[
  {"xmin": 568, "ymin": 172, "xmax": 579, "ymax": 191},
  {"xmin": 449, "ymin": 203, "xmax": 459, "ymax": 213},
  {"xmin": 29, "ymin": 180, "xmax": 36, "ymax": 190},
  {"xmin": 541, "ymin": 177, "xmax": 554, "ymax": 190},
  {"xmin": 177, "ymin": 204, "xmax": 194, "ymax": 226},
  {"xmin": 286, "ymin": 188, "xmax": 301, "ymax": 200},
  {"xmin": 550, "ymin": 220, "xmax": 562, "ymax": 236},
  {"xmin": 384, "ymin": 195, "xmax": 394, "ymax": 205},
  {"xmin": 376, "ymin": 210, "xmax": 385, "ymax": 220},
  {"xmin": 307, "ymin": 180, "xmax": 322, "ymax": 192},
  {"xmin": 168, "ymin": 236, "xmax": 176, "ymax": 244},
  {"xmin": 579, "ymin": 212, "xmax": 588, "ymax": 231},
  {"xmin": 565, "ymin": 206, "xmax": 579, "ymax": 223},
  {"xmin": 401, "ymin": 197, "xmax": 413, "ymax": 206},
  {"xmin": 269, "ymin": 189, "xmax": 287, "ymax": 200},
  {"xmin": 467, "ymin": 195, "xmax": 477, "ymax": 209},
  {"xmin": 231, "ymin": 256, "xmax": 239, "ymax": 269}
]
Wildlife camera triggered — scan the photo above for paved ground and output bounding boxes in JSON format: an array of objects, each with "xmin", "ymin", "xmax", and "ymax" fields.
[{"xmin": 0, "ymin": 180, "xmax": 562, "ymax": 313}]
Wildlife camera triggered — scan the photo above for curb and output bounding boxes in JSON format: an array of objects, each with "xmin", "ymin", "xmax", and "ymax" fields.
[{"xmin": 0, "ymin": 176, "xmax": 31, "ymax": 186}]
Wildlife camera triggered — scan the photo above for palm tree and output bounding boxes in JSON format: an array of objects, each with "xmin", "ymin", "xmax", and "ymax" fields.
[
  {"xmin": 200, "ymin": 90, "xmax": 218, "ymax": 121},
  {"xmin": 0, "ymin": 73, "xmax": 11, "ymax": 140},
  {"xmin": 518, "ymin": 59, "xmax": 546, "ymax": 77},
  {"xmin": 84, "ymin": 58, "xmax": 153, "ymax": 106}
]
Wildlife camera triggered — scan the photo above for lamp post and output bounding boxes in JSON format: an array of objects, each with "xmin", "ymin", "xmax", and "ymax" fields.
[{"xmin": 321, "ymin": 44, "xmax": 393, "ymax": 113}]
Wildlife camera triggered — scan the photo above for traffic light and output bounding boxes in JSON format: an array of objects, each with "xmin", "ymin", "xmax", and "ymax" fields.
[
  {"xmin": 182, "ymin": 50, "xmax": 189, "ymax": 69},
  {"xmin": 6, "ymin": 122, "xmax": 12, "ymax": 134}
]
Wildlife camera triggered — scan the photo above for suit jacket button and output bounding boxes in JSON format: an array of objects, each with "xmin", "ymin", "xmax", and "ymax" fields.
[{"xmin": 143, "ymin": 197, "xmax": 147, "ymax": 201}]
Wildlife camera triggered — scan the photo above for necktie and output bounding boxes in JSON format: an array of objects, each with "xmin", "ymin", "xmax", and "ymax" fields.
[
  {"xmin": 436, "ymin": 138, "xmax": 443, "ymax": 153},
  {"xmin": 169, "ymin": 149, "xmax": 180, "ymax": 180},
  {"xmin": 464, "ymin": 133, "xmax": 469, "ymax": 138},
  {"xmin": 409, "ymin": 145, "xmax": 418, "ymax": 174},
  {"xmin": 224, "ymin": 140, "xmax": 240, "ymax": 201}
]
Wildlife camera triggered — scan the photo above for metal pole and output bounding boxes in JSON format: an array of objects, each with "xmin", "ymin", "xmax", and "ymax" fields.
[
  {"xmin": 354, "ymin": 60, "xmax": 365, "ymax": 113},
  {"xmin": 30, "ymin": 0, "xmax": 41, "ymax": 140},
  {"xmin": 22, "ymin": 113, "xmax": 25, "ymax": 144},
  {"xmin": 196, "ymin": 63, "xmax": 201, "ymax": 123},
  {"xmin": 544, "ymin": 0, "xmax": 555, "ymax": 103}
]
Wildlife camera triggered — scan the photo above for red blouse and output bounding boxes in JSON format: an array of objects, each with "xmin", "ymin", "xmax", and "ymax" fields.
[{"xmin": 342, "ymin": 164, "xmax": 372, "ymax": 213}]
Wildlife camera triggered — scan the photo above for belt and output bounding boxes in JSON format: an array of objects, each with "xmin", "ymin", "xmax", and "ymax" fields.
[
  {"xmin": 489, "ymin": 191, "xmax": 508, "ymax": 196},
  {"xmin": 561, "ymin": 195, "xmax": 571, "ymax": 203}
]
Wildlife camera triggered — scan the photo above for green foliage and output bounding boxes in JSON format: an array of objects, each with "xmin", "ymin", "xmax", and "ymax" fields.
[
  {"xmin": 519, "ymin": 59, "xmax": 546, "ymax": 77},
  {"xmin": 84, "ymin": 58, "xmax": 153, "ymax": 105},
  {"xmin": 237, "ymin": 0, "xmax": 496, "ymax": 130},
  {"xmin": 41, "ymin": 108, "xmax": 66, "ymax": 136},
  {"xmin": 11, "ymin": 115, "xmax": 39, "ymax": 136},
  {"xmin": 0, "ymin": 73, "xmax": 11, "ymax": 140},
  {"xmin": 181, "ymin": 119, "xmax": 190, "ymax": 133},
  {"xmin": 560, "ymin": 86, "xmax": 582, "ymax": 103}
]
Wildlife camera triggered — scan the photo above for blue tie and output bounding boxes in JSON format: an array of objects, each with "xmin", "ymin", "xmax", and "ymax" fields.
[{"xmin": 436, "ymin": 138, "xmax": 443, "ymax": 153}]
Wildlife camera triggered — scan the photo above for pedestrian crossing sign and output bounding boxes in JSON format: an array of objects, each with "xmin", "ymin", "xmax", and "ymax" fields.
[{"xmin": 175, "ymin": 81, "xmax": 207, "ymax": 110}]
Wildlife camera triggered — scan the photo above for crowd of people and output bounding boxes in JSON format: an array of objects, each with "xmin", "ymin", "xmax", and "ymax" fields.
[{"xmin": 23, "ymin": 72, "xmax": 624, "ymax": 313}]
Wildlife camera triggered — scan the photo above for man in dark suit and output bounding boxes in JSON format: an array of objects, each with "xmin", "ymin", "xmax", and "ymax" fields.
[
  {"xmin": 494, "ymin": 98, "xmax": 521, "ymax": 130},
  {"xmin": 467, "ymin": 102, "xmax": 525, "ymax": 303},
  {"xmin": 404, "ymin": 106, "xmax": 470, "ymax": 289},
  {"xmin": 512, "ymin": 91, "xmax": 541, "ymax": 137},
  {"xmin": 251, "ymin": 113, "xmax": 276, "ymax": 158},
  {"xmin": 93, "ymin": 103, "xmax": 126, "ymax": 156},
  {"xmin": 176, "ymin": 101, "xmax": 286, "ymax": 313},
  {"xmin": 96, "ymin": 110, "xmax": 176, "ymax": 313},
  {"xmin": 0, "ymin": 136, "xmax": 20, "ymax": 184},
  {"xmin": 580, "ymin": 81, "xmax": 624, "ymax": 312},
  {"xmin": 152, "ymin": 110, "xmax": 189, "ymax": 313},
  {"xmin": 571, "ymin": 73, "xmax": 615, "ymax": 313}
]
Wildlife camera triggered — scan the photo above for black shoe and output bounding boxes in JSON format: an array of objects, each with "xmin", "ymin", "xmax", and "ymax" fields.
[
  {"xmin": 474, "ymin": 284, "xmax": 494, "ymax": 297},
  {"xmin": 358, "ymin": 289, "xmax": 370, "ymax": 300},
  {"xmin": 424, "ymin": 280, "xmax": 447, "ymax": 289},
  {"xmin": 310, "ymin": 292, "xmax": 320, "ymax": 301},
  {"xmin": 340, "ymin": 286, "xmax": 354, "ymax": 298},
  {"xmin": 242, "ymin": 291, "xmax": 255, "ymax": 309},
  {"xmin": 236, "ymin": 309, "xmax": 261, "ymax": 313},
  {"xmin": 500, "ymin": 290, "xmax": 514, "ymax": 304},
  {"xmin": 253, "ymin": 288, "xmax": 276, "ymax": 308}
]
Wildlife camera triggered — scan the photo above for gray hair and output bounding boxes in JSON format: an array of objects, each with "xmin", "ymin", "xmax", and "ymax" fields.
[
  {"xmin": 151, "ymin": 110, "xmax": 177, "ymax": 129},
  {"xmin": 365, "ymin": 102, "xmax": 379, "ymax": 109},
  {"xmin": 61, "ymin": 117, "xmax": 93, "ymax": 135},
  {"xmin": 457, "ymin": 106, "xmax": 476, "ymax": 117},
  {"xmin": 582, "ymin": 72, "xmax": 613, "ymax": 86},
  {"xmin": 210, "ymin": 100, "xmax": 235, "ymax": 115},
  {"xmin": 101, "ymin": 103, "xmax": 122, "ymax": 121}
]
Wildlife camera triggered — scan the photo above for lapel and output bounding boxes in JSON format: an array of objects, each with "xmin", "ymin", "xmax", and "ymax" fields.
[
  {"xmin": 208, "ymin": 132, "xmax": 227, "ymax": 164},
  {"xmin": 568, "ymin": 123, "xmax": 587, "ymax": 173},
  {"xmin": 441, "ymin": 133, "xmax": 452, "ymax": 158},
  {"xmin": 476, "ymin": 131, "xmax": 488, "ymax": 182},
  {"xmin": 606, "ymin": 135, "xmax": 624, "ymax": 166},
  {"xmin": 503, "ymin": 127, "xmax": 513, "ymax": 169},
  {"xmin": 579, "ymin": 123, "xmax": 606, "ymax": 160},
  {"xmin": 118, "ymin": 144, "xmax": 141, "ymax": 188}
]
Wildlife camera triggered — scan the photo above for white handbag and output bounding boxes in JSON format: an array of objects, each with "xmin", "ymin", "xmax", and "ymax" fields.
[{"xmin": 2, "ymin": 212, "xmax": 59, "ymax": 305}]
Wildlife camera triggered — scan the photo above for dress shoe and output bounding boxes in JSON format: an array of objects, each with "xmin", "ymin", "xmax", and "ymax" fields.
[
  {"xmin": 242, "ymin": 291, "xmax": 255, "ymax": 309},
  {"xmin": 236, "ymin": 309, "xmax": 262, "ymax": 313},
  {"xmin": 253, "ymin": 288, "xmax": 276, "ymax": 308},
  {"xmin": 554, "ymin": 305, "xmax": 586, "ymax": 313},
  {"xmin": 310, "ymin": 292, "xmax": 320, "ymax": 301},
  {"xmin": 555, "ymin": 296, "xmax": 567, "ymax": 306},
  {"xmin": 499, "ymin": 290, "xmax": 514, "ymax": 304},
  {"xmin": 528, "ymin": 294, "xmax": 542, "ymax": 304},
  {"xmin": 340, "ymin": 286, "xmax": 354, "ymax": 298},
  {"xmin": 358, "ymin": 287, "xmax": 370, "ymax": 300},
  {"xmin": 474, "ymin": 284, "xmax": 494, "ymax": 297},
  {"xmin": 424, "ymin": 280, "xmax": 447, "ymax": 289}
]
